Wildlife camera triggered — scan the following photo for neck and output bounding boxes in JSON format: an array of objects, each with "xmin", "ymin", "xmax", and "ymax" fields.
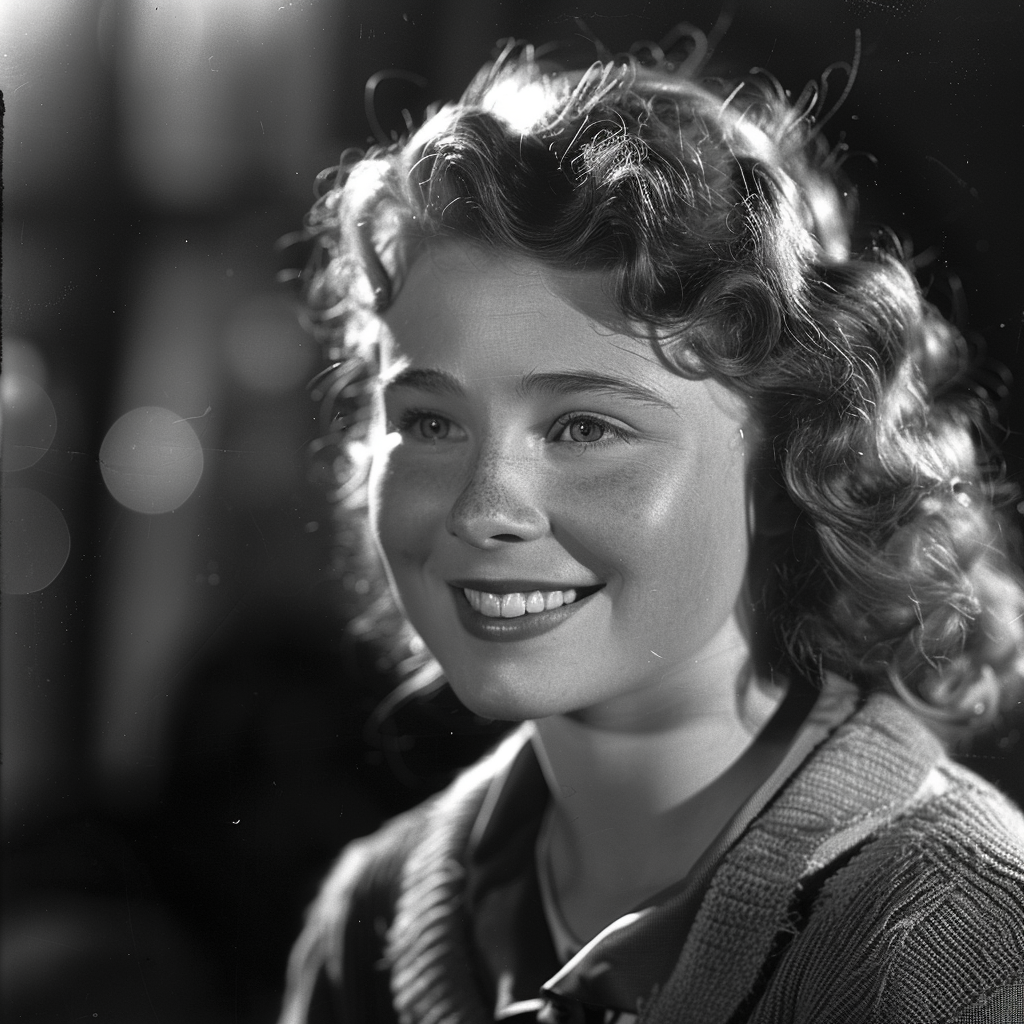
[{"xmin": 530, "ymin": 651, "xmax": 794, "ymax": 942}]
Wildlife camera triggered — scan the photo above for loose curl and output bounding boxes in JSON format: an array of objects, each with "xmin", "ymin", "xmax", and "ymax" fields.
[{"xmin": 301, "ymin": 39, "xmax": 1024, "ymax": 740}]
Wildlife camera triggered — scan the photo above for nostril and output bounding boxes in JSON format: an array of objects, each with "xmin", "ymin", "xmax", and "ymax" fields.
[{"xmin": 444, "ymin": 470, "xmax": 547, "ymax": 546}]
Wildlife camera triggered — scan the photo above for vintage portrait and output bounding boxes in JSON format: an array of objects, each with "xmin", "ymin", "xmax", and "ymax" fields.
[{"xmin": 2, "ymin": 2, "xmax": 1022, "ymax": 1022}]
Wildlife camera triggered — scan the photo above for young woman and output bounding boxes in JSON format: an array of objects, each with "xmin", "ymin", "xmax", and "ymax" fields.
[{"xmin": 279, "ymin": 39, "xmax": 1024, "ymax": 1024}]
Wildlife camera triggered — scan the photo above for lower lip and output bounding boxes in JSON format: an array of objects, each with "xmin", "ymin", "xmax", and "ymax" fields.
[{"xmin": 451, "ymin": 587, "xmax": 595, "ymax": 642}]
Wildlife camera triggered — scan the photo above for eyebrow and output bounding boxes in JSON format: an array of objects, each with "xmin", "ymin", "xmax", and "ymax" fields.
[
  {"xmin": 381, "ymin": 367, "xmax": 466, "ymax": 398},
  {"xmin": 517, "ymin": 370, "xmax": 674, "ymax": 410},
  {"xmin": 381, "ymin": 367, "xmax": 674, "ymax": 410}
]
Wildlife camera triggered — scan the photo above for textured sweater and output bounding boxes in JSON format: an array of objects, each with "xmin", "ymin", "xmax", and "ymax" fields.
[{"xmin": 279, "ymin": 694, "xmax": 1024, "ymax": 1024}]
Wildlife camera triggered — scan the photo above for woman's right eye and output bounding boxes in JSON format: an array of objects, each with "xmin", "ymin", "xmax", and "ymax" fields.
[{"xmin": 396, "ymin": 411, "xmax": 458, "ymax": 441}]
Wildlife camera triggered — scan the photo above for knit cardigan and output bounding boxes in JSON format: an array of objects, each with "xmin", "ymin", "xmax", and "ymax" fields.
[{"xmin": 279, "ymin": 694, "xmax": 1024, "ymax": 1024}]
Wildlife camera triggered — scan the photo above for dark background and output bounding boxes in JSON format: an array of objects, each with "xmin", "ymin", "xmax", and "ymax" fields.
[{"xmin": 3, "ymin": 1, "xmax": 1023, "ymax": 1021}]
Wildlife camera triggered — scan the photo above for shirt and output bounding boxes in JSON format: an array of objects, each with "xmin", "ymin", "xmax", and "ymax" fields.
[
  {"xmin": 464, "ymin": 676, "xmax": 862, "ymax": 1023},
  {"xmin": 278, "ymin": 689, "xmax": 1024, "ymax": 1024}
]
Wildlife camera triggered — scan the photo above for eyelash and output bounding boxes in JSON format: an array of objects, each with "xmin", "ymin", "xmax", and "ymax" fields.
[
  {"xmin": 394, "ymin": 409, "xmax": 457, "ymax": 440},
  {"xmin": 392, "ymin": 409, "xmax": 630, "ymax": 447},
  {"xmin": 550, "ymin": 413, "xmax": 629, "ymax": 447}
]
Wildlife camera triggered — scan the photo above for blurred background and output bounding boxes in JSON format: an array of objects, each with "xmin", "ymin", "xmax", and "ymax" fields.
[{"xmin": 2, "ymin": 1, "xmax": 1022, "ymax": 1021}]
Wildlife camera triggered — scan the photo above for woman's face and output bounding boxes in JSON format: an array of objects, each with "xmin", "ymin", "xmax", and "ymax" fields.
[{"xmin": 370, "ymin": 241, "xmax": 757, "ymax": 729}]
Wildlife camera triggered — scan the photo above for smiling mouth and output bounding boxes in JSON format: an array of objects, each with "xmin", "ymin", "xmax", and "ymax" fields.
[
  {"xmin": 448, "ymin": 581, "xmax": 604, "ymax": 642},
  {"xmin": 461, "ymin": 585, "xmax": 603, "ymax": 618}
]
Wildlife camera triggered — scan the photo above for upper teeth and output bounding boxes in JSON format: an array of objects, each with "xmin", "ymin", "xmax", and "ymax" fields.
[{"xmin": 464, "ymin": 588, "xmax": 578, "ymax": 618}]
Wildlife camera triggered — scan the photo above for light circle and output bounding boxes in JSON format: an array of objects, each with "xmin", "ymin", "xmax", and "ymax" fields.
[
  {"xmin": 0, "ymin": 487, "xmax": 71, "ymax": 595},
  {"xmin": 3, "ymin": 337, "xmax": 49, "ymax": 388},
  {"xmin": 99, "ymin": 406, "xmax": 204, "ymax": 514},
  {"xmin": 1, "ymin": 374, "xmax": 58, "ymax": 472}
]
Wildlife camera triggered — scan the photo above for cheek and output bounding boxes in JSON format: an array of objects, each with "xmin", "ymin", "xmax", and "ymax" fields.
[
  {"xmin": 368, "ymin": 447, "xmax": 456, "ymax": 568},
  {"xmin": 552, "ymin": 445, "xmax": 749, "ymax": 583}
]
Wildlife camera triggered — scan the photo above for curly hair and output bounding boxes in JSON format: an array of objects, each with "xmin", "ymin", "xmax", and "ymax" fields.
[{"xmin": 300, "ymin": 40, "xmax": 1024, "ymax": 740}]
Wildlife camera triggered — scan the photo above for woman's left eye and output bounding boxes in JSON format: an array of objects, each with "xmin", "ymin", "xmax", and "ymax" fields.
[{"xmin": 550, "ymin": 415, "xmax": 626, "ymax": 445}]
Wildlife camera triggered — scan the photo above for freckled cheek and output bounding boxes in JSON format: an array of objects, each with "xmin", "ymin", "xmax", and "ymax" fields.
[{"xmin": 369, "ymin": 452, "xmax": 461, "ymax": 566}]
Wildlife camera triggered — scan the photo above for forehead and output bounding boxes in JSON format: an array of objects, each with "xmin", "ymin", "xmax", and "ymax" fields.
[
  {"xmin": 380, "ymin": 240, "xmax": 749, "ymax": 427},
  {"xmin": 383, "ymin": 242, "xmax": 646, "ymax": 370}
]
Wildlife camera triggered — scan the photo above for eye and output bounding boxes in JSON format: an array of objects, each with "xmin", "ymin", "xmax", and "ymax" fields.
[
  {"xmin": 566, "ymin": 418, "xmax": 605, "ymax": 443},
  {"xmin": 397, "ymin": 410, "xmax": 458, "ymax": 441},
  {"xmin": 550, "ymin": 413, "xmax": 627, "ymax": 446},
  {"xmin": 415, "ymin": 414, "xmax": 450, "ymax": 440}
]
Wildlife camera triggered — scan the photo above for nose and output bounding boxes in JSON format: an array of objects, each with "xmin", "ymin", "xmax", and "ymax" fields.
[{"xmin": 445, "ymin": 445, "xmax": 548, "ymax": 547}]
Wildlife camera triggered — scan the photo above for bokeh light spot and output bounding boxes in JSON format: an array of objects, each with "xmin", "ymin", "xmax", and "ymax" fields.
[
  {"xmin": 3, "ymin": 337, "xmax": 49, "ymax": 388},
  {"xmin": 1, "ymin": 374, "xmax": 58, "ymax": 471},
  {"xmin": 99, "ymin": 406, "xmax": 204, "ymax": 514},
  {"xmin": 224, "ymin": 295, "xmax": 315, "ymax": 395},
  {"xmin": 1, "ymin": 487, "xmax": 71, "ymax": 595}
]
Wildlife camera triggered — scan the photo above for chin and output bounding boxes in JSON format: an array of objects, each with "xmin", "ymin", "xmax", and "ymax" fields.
[
  {"xmin": 445, "ymin": 680, "xmax": 541, "ymax": 723},
  {"xmin": 444, "ymin": 669, "xmax": 578, "ymax": 723}
]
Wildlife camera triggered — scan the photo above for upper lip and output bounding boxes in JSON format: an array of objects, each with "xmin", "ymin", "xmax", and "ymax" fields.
[{"xmin": 448, "ymin": 578, "xmax": 603, "ymax": 593}]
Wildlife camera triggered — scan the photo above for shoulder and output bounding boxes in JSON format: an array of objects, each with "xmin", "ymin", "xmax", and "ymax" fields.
[
  {"xmin": 898, "ymin": 758, "xmax": 1024, "ymax": 871},
  {"xmin": 277, "ymin": 727, "xmax": 531, "ymax": 1024},
  {"xmin": 277, "ymin": 804, "xmax": 430, "ymax": 1024},
  {"xmin": 307, "ymin": 805, "xmax": 430, "ymax": 971},
  {"xmin": 819, "ymin": 759, "xmax": 1024, "ymax": 927},
  {"xmin": 759, "ymin": 759, "xmax": 1024, "ymax": 1023}
]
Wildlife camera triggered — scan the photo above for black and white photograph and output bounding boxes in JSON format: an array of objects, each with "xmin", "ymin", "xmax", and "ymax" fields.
[{"xmin": 3, "ymin": 2, "xmax": 1023, "ymax": 1022}]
